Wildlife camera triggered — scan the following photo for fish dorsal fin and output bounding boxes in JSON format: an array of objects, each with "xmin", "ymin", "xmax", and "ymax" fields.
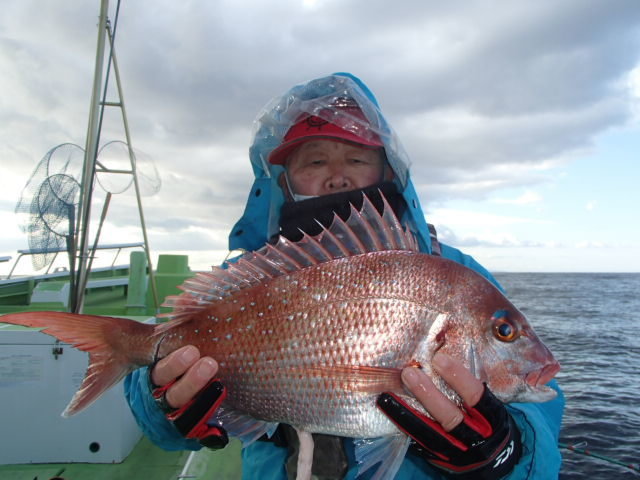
[{"xmin": 160, "ymin": 192, "xmax": 417, "ymax": 322}]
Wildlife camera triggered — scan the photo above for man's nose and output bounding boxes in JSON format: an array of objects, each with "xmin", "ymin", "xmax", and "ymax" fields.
[{"xmin": 325, "ymin": 173, "xmax": 352, "ymax": 191}]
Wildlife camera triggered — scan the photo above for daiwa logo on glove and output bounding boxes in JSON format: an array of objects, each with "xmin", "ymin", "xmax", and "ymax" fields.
[{"xmin": 494, "ymin": 440, "xmax": 516, "ymax": 468}]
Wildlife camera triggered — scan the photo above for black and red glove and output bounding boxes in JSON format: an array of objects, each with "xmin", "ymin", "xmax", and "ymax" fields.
[
  {"xmin": 151, "ymin": 375, "xmax": 229, "ymax": 450},
  {"xmin": 377, "ymin": 384, "xmax": 521, "ymax": 479}
]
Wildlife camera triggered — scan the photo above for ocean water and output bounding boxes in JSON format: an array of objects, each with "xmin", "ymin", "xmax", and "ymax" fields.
[{"xmin": 494, "ymin": 273, "xmax": 640, "ymax": 479}]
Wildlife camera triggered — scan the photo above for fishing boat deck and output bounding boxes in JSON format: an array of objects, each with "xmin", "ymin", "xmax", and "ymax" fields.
[{"xmin": 0, "ymin": 436, "xmax": 243, "ymax": 480}]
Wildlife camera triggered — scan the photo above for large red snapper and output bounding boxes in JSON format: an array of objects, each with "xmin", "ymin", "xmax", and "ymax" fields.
[{"xmin": 0, "ymin": 195, "xmax": 559, "ymax": 479}]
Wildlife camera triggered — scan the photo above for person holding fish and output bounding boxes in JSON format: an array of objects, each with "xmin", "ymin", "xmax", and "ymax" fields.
[{"xmin": 123, "ymin": 73, "xmax": 565, "ymax": 479}]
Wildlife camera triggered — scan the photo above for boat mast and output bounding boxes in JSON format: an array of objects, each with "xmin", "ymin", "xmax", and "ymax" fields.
[{"xmin": 72, "ymin": 0, "xmax": 159, "ymax": 313}]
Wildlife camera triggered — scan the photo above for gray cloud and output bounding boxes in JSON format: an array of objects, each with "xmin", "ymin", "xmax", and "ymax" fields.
[{"xmin": 1, "ymin": 0, "xmax": 639, "ymax": 258}]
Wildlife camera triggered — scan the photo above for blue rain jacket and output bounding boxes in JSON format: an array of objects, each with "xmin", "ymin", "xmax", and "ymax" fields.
[{"xmin": 125, "ymin": 73, "xmax": 564, "ymax": 479}]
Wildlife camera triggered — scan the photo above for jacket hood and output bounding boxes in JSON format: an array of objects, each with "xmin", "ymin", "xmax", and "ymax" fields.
[{"xmin": 229, "ymin": 73, "xmax": 436, "ymax": 254}]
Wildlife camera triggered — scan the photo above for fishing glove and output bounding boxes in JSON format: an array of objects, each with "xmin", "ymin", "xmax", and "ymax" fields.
[
  {"xmin": 150, "ymin": 374, "xmax": 229, "ymax": 450},
  {"xmin": 377, "ymin": 384, "xmax": 522, "ymax": 480}
]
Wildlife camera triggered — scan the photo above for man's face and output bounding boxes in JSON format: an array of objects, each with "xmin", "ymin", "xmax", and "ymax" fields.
[{"xmin": 286, "ymin": 139, "xmax": 385, "ymax": 197}]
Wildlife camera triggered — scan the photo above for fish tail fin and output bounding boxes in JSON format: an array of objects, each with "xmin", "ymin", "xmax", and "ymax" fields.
[{"xmin": 1, "ymin": 311, "xmax": 157, "ymax": 416}]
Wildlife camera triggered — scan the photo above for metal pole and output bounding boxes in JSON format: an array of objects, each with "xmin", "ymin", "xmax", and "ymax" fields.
[
  {"xmin": 78, "ymin": 192, "xmax": 112, "ymax": 295},
  {"xmin": 73, "ymin": 0, "xmax": 110, "ymax": 313}
]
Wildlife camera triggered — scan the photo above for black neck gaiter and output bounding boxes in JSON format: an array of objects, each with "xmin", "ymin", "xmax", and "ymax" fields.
[{"xmin": 277, "ymin": 181, "xmax": 406, "ymax": 242}]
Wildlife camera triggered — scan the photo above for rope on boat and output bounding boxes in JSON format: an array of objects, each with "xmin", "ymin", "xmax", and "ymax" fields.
[{"xmin": 559, "ymin": 442, "xmax": 639, "ymax": 474}]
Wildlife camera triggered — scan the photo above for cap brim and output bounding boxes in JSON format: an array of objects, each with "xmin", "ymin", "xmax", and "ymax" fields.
[{"xmin": 268, "ymin": 133, "xmax": 383, "ymax": 165}]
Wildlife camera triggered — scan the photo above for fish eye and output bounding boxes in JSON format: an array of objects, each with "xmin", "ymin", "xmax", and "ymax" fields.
[{"xmin": 492, "ymin": 310, "xmax": 519, "ymax": 342}]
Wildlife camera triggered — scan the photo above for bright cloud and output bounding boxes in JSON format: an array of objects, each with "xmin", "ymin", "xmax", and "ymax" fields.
[
  {"xmin": 492, "ymin": 191, "xmax": 543, "ymax": 205},
  {"xmin": 1, "ymin": 0, "xmax": 639, "ymax": 272}
]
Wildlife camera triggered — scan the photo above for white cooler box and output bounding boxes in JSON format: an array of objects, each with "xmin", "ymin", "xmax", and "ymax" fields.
[{"xmin": 0, "ymin": 320, "xmax": 148, "ymax": 464}]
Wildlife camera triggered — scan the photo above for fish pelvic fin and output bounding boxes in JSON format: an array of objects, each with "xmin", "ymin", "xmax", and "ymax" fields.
[
  {"xmin": 161, "ymin": 192, "xmax": 418, "ymax": 322},
  {"xmin": 354, "ymin": 434, "xmax": 411, "ymax": 480},
  {"xmin": 209, "ymin": 405, "xmax": 279, "ymax": 446},
  {"xmin": 1, "ymin": 311, "xmax": 157, "ymax": 416}
]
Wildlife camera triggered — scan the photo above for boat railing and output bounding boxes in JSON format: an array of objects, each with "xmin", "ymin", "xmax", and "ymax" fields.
[{"xmin": 4, "ymin": 242, "xmax": 144, "ymax": 280}]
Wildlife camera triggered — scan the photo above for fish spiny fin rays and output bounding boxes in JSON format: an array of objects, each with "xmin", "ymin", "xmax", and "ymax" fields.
[
  {"xmin": 354, "ymin": 434, "xmax": 412, "ymax": 480},
  {"xmin": 279, "ymin": 191, "xmax": 418, "ymax": 264},
  {"xmin": 161, "ymin": 192, "xmax": 417, "ymax": 323},
  {"xmin": 160, "ymin": 249, "xmax": 294, "ymax": 324},
  {"xmin": 323, "ymin": 192, "xmax": 418, "ymax": 254},
  {"xmin": 362, "ymin": 193, "xmax": 417, "ymax": 251}
]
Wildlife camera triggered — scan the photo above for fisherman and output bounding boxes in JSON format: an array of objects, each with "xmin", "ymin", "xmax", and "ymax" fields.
[{"xmin": 125, "ymin": 73, "xmax": 565, "ymax": 479}]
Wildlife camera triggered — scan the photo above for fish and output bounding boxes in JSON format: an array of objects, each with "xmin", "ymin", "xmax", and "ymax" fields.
[{"xmin": 0, "ymin": 194, "xmax": 560, "ymax": 480}]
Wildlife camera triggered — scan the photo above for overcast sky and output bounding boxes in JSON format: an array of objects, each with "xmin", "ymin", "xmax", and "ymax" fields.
[{"xmin": 1, "ymin": 0, "xmax": 639, "ymax": 274}]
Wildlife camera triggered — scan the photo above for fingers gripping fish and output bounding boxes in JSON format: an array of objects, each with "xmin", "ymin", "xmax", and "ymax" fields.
[{"xmin": 0, "ymin": 194, "xmax": 559, "ymax": 480}]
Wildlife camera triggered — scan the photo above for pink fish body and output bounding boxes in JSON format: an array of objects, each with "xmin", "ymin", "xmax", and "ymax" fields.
[{"xmin": 1, "ymin": 196, "xmax": 559, "ymax": 478}]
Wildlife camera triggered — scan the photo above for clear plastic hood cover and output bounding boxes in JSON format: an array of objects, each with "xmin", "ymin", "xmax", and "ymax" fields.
[{"xmin": 249, "ymin": 73, "xmax": 411, "ymax": 187}]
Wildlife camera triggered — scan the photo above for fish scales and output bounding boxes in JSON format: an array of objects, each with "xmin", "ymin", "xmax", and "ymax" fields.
[{"xmin": 158, "ymin": 251, "xmax": 437, "ymax": 438}]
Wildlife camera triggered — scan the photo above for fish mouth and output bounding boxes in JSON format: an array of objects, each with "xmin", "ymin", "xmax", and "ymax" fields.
[
  {"xmin": 514, "ymin": 362, "xmax": 561, "ymax": 402},
  {"xmin": 525, "ymin": 362, "xmax": 561, "ymax": 388}
]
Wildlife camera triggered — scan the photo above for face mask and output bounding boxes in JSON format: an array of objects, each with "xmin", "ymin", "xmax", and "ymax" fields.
[
  {"xmin": 283, "ymin": 171, "xmax": 319, "ymax": 202},
  {"xmin": 292, "ymin": 193, "xmax": 318, "ymax": 202}
]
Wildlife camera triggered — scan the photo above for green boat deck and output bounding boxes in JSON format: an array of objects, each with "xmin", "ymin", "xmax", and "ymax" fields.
[
  {"xmin": 0, "ymin": 252, "xmax": 193, "ymax": 316},
  {"xmin": 0, "ymin": 436, "xmax": 243, "ymax": 480}
]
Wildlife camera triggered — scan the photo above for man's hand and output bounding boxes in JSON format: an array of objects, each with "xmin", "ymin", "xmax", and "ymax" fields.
[
  {"xmin": 152, "ymin": 345, "xmax": 218, "ymax": 408},
  {"xmin": 377, "ymin": 353, "xmax": 522, "ymax": 479},
  {"xmin": 150, "ymin": 345, "xmax": 228, "ymax": 449}
]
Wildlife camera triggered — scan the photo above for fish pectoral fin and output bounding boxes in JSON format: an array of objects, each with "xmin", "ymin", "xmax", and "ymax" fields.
[
  {"xmin": 303, "ymin": 365, "xmax": 404, "ymax": 395},
  {"xmin": 354, "ymin": 434, "xmax": 411, "ymax": 480}
]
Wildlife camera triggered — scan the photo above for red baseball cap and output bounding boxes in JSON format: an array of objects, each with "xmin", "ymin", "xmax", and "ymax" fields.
[{"xmin": 268, "ymin": 106, "xmax": 384, "ymax": 165}]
